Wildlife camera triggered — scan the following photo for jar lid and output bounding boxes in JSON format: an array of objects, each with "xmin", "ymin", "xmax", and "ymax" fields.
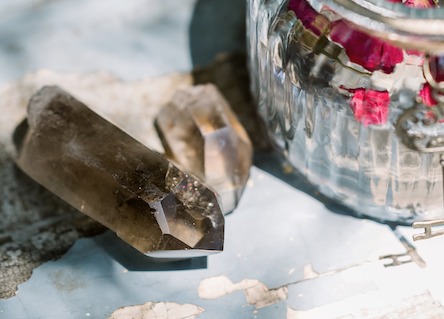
[{"xmin": 307, "ymin": 0, "xmax": 444, "ymax": 53}]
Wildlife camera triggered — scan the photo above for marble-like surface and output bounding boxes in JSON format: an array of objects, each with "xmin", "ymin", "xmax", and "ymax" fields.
[
  {"xmin": 0, "ymin": 0, "xmax": 196, "ymax": 85},
  {"xmin": 0, "ymin": 167, "xmax": 410, "ymax": 319}
]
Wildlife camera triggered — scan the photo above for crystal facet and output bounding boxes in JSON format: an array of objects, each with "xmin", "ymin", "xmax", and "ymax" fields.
[
  {"xmin": 14, "ymin": 86, "xmax": 224, "ymax": 258},
  {"xmin": 155, "ymin": 84, "xmax": 253, "ymax": 215}
]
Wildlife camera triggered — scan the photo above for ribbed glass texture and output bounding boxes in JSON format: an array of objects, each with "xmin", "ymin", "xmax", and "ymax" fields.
[{"xmin": 246, "ymin": 0, "xmax": 444, "ymax": 222}]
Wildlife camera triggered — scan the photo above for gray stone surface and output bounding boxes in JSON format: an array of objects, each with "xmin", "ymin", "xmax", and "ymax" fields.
[{"xmin": 0, "ymin": 70, "xmax": 191, "ymax": 299}]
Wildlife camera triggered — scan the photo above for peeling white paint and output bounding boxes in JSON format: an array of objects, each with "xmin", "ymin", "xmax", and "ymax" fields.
[
  {"xmin": 302, "ymin": 264, "xmax": 318, "ymax": 280},
  {"xmin": 287, "ymin": 291, "xmax": 444, "ymax": 319},
  {"xmin": 244, "ymin": 282, "xmax": 288, "ymax": 309},
  {"xmin": 287, "ymin": 281, "xmax": 427, "ymax": 319},
  {"xmin": 286, "ymin": 258, "xmax": 434, "ymax": 318},
  {"xmin": 108, "ymin": 302, "xmax": 204, "ymax": 319},
  {"xmin": 198, "ymin": 275, "xmax": 287, "ymax": 309},
  {"xmin": 198, "ymin": 275, "xmax": 259, "ymax": 299}
]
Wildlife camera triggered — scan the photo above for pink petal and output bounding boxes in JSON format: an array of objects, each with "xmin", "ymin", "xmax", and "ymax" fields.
[
  {"xmin": 405, "ymin": 51, "xmax": 425, "ymax": 66},
  {"xmin": 380, "ymin": 42, "xmax": 405, "ymax": 74},
  {"xmin": 429, "ymin": 56, "xmax": 444, "ymax": 82},
  {"xmin": 404, "ymin": 0, "xmax": 436, "ymax": 8},
  {"xmin": 330, "ymin": 20, "xmax": 403, "ymax": 74},
  {"xmin": 406, "ymin": 50, "xmax": 423, "ymax": 56},
  {"xmin": 346, "ymin": 88, "xmax": 390, "ymax": 126},
  {"xmin": 383, "ymin": 0, "xmax": 436, "ymax": 8},
  {"xmin": 419, "ymin": 83, "xmax": 438, "ymax": 107}
]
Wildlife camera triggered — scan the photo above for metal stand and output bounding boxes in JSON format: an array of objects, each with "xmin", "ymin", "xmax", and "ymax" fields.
[{"xmin": 396, "ymin": 56, "xmax": 444, "ymax": 242}]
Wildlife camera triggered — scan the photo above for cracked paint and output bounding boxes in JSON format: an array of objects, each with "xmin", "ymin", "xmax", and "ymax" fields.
[
  {"xmin": 198, "ymin": 275, "xmax": 287, "ymax": 309},
  {"xmin": 108, "ymin": 302, "xmax": 204, "ymax": 319},
  {"xmin": 285, "ymin": 255, "xmax": 444, "ymax": 318},
  {"xmin": 199, "ymin": 238, "xmax": 423, "ymax": 315},
  {"xmin": 287, "ymin": 291, "xmax": 444, "ymax": 319},
  {"xmin": 302, "ymin": 264, "xmax": 319, "ymax": 280}
]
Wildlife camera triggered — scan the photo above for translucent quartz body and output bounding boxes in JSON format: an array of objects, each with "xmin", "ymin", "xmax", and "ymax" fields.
[
  {"xmin": 155, "ymin": 85, "xmax": 252, "ymax": 215},
  {"xmin": 14, "ymin": 86, "xmax": 224, "ymax": 257},
  {"xmin": 247, "ymin": 0, "xmax": 444, "ymax": 222}
]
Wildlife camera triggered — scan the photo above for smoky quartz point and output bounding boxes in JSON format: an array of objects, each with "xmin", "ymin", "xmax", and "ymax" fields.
[
  {"xmin": 14, "ymin": 86, "xmax": 224, "ymax": 258},
  {"xmin": 155, "ymin": 84, "xmax": 253, "ymax": 214}
]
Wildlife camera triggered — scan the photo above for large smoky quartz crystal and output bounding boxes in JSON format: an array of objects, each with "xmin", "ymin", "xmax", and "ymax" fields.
[
  {"xmin": 155, "ymin": 84, "xmax": 253, "ymax": 214},
  {"xmin": 14, "ymin": 86, "xmax": 224, "ymax": 258}
]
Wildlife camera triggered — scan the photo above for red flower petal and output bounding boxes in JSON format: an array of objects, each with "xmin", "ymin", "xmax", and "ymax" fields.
[
  {"xmin": 380, "ymin": 43, "xmax": 405, "ymax": 74},
  {"xmin": 404, "ymin": 0, "xmax": 436, "ymax": 8},
  {"xmin": 406, "ymin": 50, "xmax": 423, "ymax": 56},
  {"xmin": 346, "ymin": 88, "xmax": 390, "ymax": 126},
  {"xmin": 330, "ymin": 20, "xmax": 403, "ymax": 74},
  {"xmin": 419, "ymin": 83, "xmax": 438, "ymax": 107},
  {"xmin": 429, "ymin": 56, "xmax": 444, "ymax": 82},
  {"xmin": 288, "ymin": 0, "xmax": 328, "ymax": 36},
  {"xmin": 383, "ymin": 0, "xmax": 436, "ymax": 8}
]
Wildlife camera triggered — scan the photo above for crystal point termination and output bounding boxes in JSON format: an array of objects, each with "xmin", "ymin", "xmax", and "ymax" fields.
[
  {"xmin": 14, "ymin": 86, "xmax": 224, "ymax": 257},
  {"xmin": 155, "ymin": 84, "xmax": 253, "ymax": 214}
]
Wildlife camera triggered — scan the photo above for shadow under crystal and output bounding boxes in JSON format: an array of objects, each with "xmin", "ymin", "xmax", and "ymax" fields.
[{"xmin": 94, "ymin": 231, "xmax": 208, "ymax": 271}]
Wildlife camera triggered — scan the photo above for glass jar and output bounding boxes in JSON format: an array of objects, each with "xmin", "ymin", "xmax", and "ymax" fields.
[{"xmin": 247, "ymin": 0, "xmax": 444, "ymax": 222}]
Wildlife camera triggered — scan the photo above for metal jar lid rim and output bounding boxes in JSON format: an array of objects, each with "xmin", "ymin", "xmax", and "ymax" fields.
[{"xmin": 307, "ymin": 0, "xmax": 444, "ymax": 52}]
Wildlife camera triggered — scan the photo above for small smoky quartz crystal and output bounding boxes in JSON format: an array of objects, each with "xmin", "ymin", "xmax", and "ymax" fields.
[{"xmin": 155, "ymin": 84, "xmax": 252, "ymax": 214}]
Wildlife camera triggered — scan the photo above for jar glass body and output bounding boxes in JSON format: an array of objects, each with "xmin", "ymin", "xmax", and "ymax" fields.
[{"xmin": 247, "ymin": 0, "xmax": 444, "ymax": 222}]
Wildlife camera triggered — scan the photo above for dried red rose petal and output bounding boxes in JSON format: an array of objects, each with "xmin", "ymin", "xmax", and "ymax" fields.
[
  {"xmin": 383, "ymin": 0, "xmax": 436, "ymax": 8},
  {"xmin": 330, "ymin": 20, "xmax": 403, "ymax": 74},
  {"xmin": 419, "ymin": 83, "xmax": 438, "ymax": 107},
  {"xmin": 419, "ymin": 57, "xmax": 444, "ymax": 107},
  {"xmin": 288, "ymin": 0, "xmax": 328, "ymax": 36},
  {"xmin": 429, "ymin": 56, "xmax": 444, "ymax": 82},
  {"xmin": 404, "ymin": 0, "xmax": 436, "ymax": 8},
  {"xmin": 380, "ymin": 43, "xmax": 405, "ymax": 73},
  {"xmin": 406, "ymin": 50, "xmax": 423, "ymax": 57},
  {"xmin": 346, "ymin": 88, "xmax": 390, "ymax": 126}
]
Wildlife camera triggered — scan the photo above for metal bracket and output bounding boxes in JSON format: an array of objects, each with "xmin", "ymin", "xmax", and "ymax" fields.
[
  {"xmin": 412, "ymin": 219, "xmax": 444, "ymax": 241},
  {"xmin": 395, "ymin": 56, "xmax": 444, "ymax": 241}
]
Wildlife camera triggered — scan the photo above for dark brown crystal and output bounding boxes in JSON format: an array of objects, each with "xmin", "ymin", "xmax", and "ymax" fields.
[{"xmin": 14, "ymin": 86, "xmax": 224, "ymax": 257}]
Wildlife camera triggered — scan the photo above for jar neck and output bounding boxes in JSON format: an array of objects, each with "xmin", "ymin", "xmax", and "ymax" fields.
[{"xmin": 306, "ymin": 0, "xmax": 444, "ymax": 53}]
